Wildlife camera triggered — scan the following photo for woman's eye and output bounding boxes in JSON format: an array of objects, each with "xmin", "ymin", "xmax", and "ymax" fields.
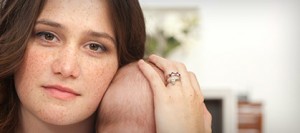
[
  {"xmin": 36, "ymin": 32, "xmax": 58, "ymax": 42},
  {"xmin": 86, "ymin": 43, "xmax": 107, "ymax": 53}
]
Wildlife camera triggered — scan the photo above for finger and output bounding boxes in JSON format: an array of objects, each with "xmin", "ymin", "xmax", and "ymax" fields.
[
  {"xmin": 137, "ymin": 59, "xmax": 166, "ymax": 97},
  {"xmin": 147, "ymin": 61, "xmax": 167, "ymax": 85},
  {"xmin": 148, "ymin": 55, "xmax": 178, "ymax": 77},
  {"xmin": 204, "ymin": 104, "xmax": 212, "ymax": 133},
  {"xmin": 148, "ymin": 55, "xmax": 186, "ymax": 87},
  {"xmin": 174, "ymin": 63, "xmax": 194, "ymax": 89},
  {"xmin": 189, "ymin": 72, "xmax": 204, "ymax": 102}
]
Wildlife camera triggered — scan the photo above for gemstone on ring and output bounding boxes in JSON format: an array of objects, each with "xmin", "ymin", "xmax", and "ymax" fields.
[
  {"xmin": 168, "ymin": 72, "xmax": 181, "ymax": 77},
  {"xmin": 167, "ymin": 72, "xmax": 181, "ymax": 85}
]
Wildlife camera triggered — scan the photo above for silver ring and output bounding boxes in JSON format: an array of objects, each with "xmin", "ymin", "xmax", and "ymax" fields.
[{"xmin": 167, "ymin": 72, "xmax": 181, "ymax": 85}]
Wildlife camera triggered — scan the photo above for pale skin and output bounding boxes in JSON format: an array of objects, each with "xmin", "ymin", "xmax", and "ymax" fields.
[
  {"xmin": 14, "ymin": 0, "xmax": 118, "ymax": 132},
  {"xmin": 138, "ymin": 55, "xmax": 212, "ymax": 133}
]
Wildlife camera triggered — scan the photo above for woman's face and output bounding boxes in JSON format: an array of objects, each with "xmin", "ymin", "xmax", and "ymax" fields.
[{"xmin": 14, "ymin": 0, "xmax": 118, "ymax": 125}]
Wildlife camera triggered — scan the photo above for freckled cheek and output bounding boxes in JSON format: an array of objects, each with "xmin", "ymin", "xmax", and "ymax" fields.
[
  {"xmin": 26, "ymin": 52, "xmax": 49, "ymax": 73},
  {"xmin": 25, "ymin": 52, "xmax": 50, "ymax": 79},
  {"xmin": 15, "ymin": 46, "xmax": 52, "ymax": 93},
  {"xmin": 83, "ymin": 62, "xmax": 118, "ymax": 100}
]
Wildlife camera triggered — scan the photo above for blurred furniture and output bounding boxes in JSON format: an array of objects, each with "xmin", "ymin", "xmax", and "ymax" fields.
[
  {"xmin": 203, "ymin": 89, "xmax": 238, "ymax": 133},
  {"xmin": 238, "ymin": 101, "xmax": 263, "ymax": 133}
]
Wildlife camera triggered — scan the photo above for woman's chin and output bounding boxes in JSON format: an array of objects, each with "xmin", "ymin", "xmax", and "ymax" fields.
[{"xmin": 33, "ymin": 107, "xmax": 93, "ymax": 126}]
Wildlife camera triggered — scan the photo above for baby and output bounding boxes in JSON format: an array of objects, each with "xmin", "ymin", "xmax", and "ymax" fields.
[{"xmin": 97, "ymin": 62, "xmax": 161, "ymax": 133}]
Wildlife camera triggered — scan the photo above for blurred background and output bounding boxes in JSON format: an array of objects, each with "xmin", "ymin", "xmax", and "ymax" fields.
[{"xmin": 140, "ymin": 0, "xmax": 300, "ymax": 133}]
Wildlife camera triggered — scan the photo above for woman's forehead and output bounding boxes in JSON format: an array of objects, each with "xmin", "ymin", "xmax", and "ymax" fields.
[{"xmin": 38, "ymin": 0, "xmax": 114, "ymax": 38}]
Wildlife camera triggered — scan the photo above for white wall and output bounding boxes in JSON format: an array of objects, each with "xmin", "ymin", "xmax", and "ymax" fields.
[
  {"xmin": 195, "ymin": 1, "xmax": 300, "ymax": 133},
  {"xmin": 140, "ymin": 0, "xmax": 300, "ymax": 133}
]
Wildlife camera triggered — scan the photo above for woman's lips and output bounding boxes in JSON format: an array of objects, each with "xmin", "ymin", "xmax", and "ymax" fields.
[{"xmin": 43, "ymin": 85, "xmax": 80, "ymax": 100}]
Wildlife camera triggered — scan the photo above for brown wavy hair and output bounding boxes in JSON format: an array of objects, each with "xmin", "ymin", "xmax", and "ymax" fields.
[{"xmin": 0, "ymin": 0, "xmax": 145, "ymax": 132}]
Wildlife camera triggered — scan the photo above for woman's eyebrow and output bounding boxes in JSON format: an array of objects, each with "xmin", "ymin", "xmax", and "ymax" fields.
[
  {"xmin": 36, "ymin": 19, "xmax": 64, "ymax": 29},
  {"xmin": 87, "ymin": 30, "xmax": 116, "ymax": 46}
]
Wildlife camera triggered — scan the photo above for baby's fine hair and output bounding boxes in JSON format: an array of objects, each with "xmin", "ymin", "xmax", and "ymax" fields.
[{"xmin": 97, "ymin": 62, "xmax": 156, "ymax": 133}]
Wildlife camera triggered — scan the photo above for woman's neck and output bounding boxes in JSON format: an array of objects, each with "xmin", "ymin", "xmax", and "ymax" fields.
[{"xmin": 16, "ymin": 107, "xmax": 95, "ymax": 133}]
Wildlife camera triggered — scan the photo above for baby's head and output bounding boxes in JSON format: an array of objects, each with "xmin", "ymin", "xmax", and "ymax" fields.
[{"xmin": 97, "ymin": 62, "xmax": 156, "ymax": 133}]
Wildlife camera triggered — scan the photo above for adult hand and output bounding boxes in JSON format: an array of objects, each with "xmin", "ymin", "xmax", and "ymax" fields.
[{"xmin": 138, "ymin": 55, "xmax": 212, "ymax": 133}]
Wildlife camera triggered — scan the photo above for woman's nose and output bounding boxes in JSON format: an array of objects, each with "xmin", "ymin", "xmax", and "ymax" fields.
[{"xmin": 51, "ymin": 46, "xmax": 81, "ymax": 78}]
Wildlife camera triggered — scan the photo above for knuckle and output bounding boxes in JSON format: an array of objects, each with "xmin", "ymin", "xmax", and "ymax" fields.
[
  {"xmin": 189, "ymin": 71, "xmax": 196, "ymax": 77},
  {"xmin": 188, "ymin": 72, "xmax": 197, "ymax": 79},
  {"xmin": 208, "ymin": 113, "xmax": 212, "ymax": 120},
  {"xmin": 149, "ymin": 54, "xmax": 157, "ymax": 59},
  {"xmin": 176, "ymin": 62, "xmax": 187, "ymax": 70},
  {"xmin": 206, "ymin": 109, "xmax": 212, "ymax": 120},
  {"xmin": 199, "ymin": 94, "xmax": 204, "ymax": 102},
  {"xmin": 148, "ymin": 54, "xmax": 157, "ymax": 62}
]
